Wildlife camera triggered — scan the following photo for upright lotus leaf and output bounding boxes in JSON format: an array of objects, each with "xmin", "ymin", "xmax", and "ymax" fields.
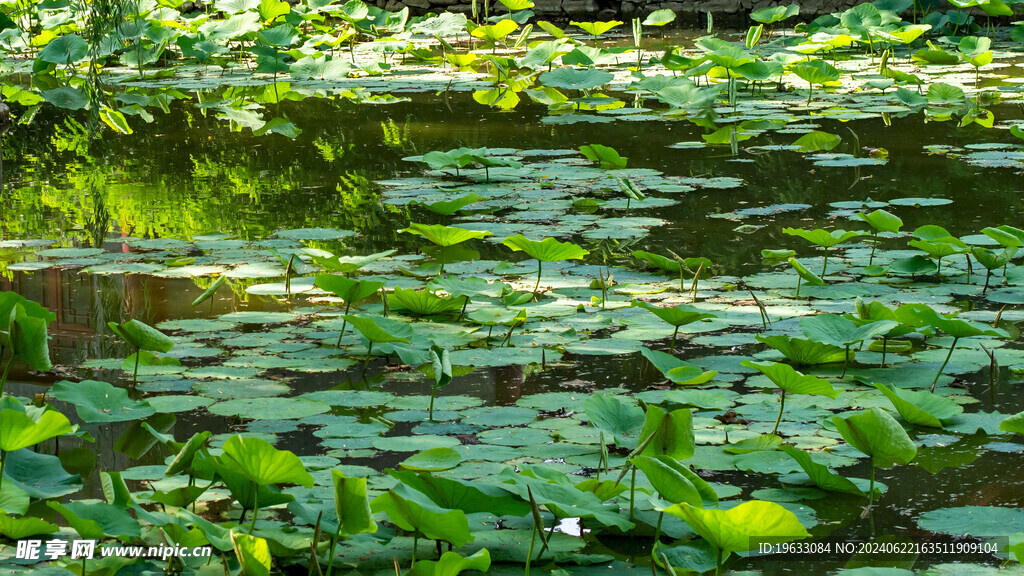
[
  {"xmin": 632, "ymin": 301, "xmax": 718, "ymax": 350},
  {"xmin": 389, "ymin": 287, "xmax": 467, "ymax": 317},
  {"xmin": 220, "ymin": 435, "xmax": 314, "ymax": 488},
  {"xmin": 741, "ymin": 361, "xmax": 839, "ymax": 434},
  {"xmin": 7, "ymin": 304, "xmax": 53, "ymax": 378},
  {"xmin": 907, "ymin": 233, "xmax": 967, "ymax": 276},
  {"xmin": 497, "ymin": 466, "xmax": 633, "ymax": 530},
  {"xmin": 756, "ymin": 334, "xmax": 849, "ymax": 366},
  {"xmin": 787, "ymin": 257, "xmax": 824, "ymax": 299},
  {"xmin": 231, "ymin": 532, "xmax": 271, "ymax": 576},
  {"xmin": 47, "ymin": 501, "xmax": 142, "ymax": 541},
  {"xmin": 417, "ymin": 193, "xmax": 485, "ymax": 216},
  {"xmin": 958, "ymin": 36, "xmax": 992, "ymax": 85},
  {"xmin": 570, "ymin": 20, "xmax": 623, "ymax": 39},
  {"xmin": 663, "ymin": 501, "xmax": 809, "ymax": 570},
  {"xmin": 470, "ymin": 19, "xmax": 518, "ymax": 47},
  {"xmin": 637, "ymin": 405, "xmax": 694, "ymax": 460},
  {"xmin": 387, "ymin": 468, "xmax": 530, "ymax": 516},
  {"xmin": 856, "ymin": 209, "xmax": 903, "ymax": 264},
  {"xmin": 783, "ymin": 228, "xmax": 866, "ymax": 275},
  {"xmin": 51, "ymin": 380, "xmax": 156, "ymax": 423},
  {"xmin": 800, "ymin": 314, "xmax": 899, "ymax": 376},
  {"xmin": 343, "ymin": 315, "xmax": 412, "ymax": 357},
  {"xmin": 872, "ymin": 383, "xmax": 963, "ymax": 428},
  {"xmin": 971, "ymin": 246, "xmax": 1017, "ymax": 292},
  {"xmin": 331, "ymin": 470, "xmax": 376, "ymax": 535},
  {"xmin": 632, "ymin": 455, "xmax": 716, "ymax": 506},
  {"xmin": 643, "ymin": 9, "xmax": 676, "ymax": 26},
  {"xmin": 409, "ymin": 549, "xmax": 491, "ymax": 576},
  {"xmin": 403, "ymin": 224, "xmax": 491, "ymax": 271},
  {"xmin": 639, "ymin": 347, "xmax": 717, "ymax": 386},
  {"xmin": 585, "ymin": 394, "xmax": 645, "ymax": 449},
  {"xmin": 0, "ymin": 514, "xmax": 59, "ymax": 539},
  {"xmin": 313, "ymin": 250, "xmax": 397, "ymax": 274},
  {"xmin": 315, "ymin": 275, "xmax": 386, "ymax": 344},
  {"xmin": 427, "ymin": 346, "xmax": 453, "ymax": 420},
  {"xmin": 108, "ymin": 319, "xmax": 174, "ymax": 353},
  {"xmin": 982, "ymin": 225, "xmax": 1024, "ymax": 248},
  {"xmin": 779, "ymin": 445, "xmax": 868, "ymax": 497},
  {"xmin": 370, "ymin": 484, "xmax": 473, "ymax": 547},
  {"xmin": 0, "ymin": 408, "xmax": 73, "ymax": 453},
  {"xmin": 165, "ymin": 430, "xmax": 212, "ymax": 477},
  {"xmin": 37, "ymin": 34, "xmax": 89, "ymax": 66},
  {"xmin": 502, "ymin": 234, "xmax": 589, "ymax": 295},
  {"xmin": 578, "ymin": 144, "xmax": 627, "ymax": 168},
  {"xmin": 1001, "ymin": 412, "xmax": 1024, "ymax": 435},
  {"xmin": 894, "ymin": 303, "xmax": 1005, "ymax": 389},
  {"xmin": 833, "ymin": 408, "xmax": 916, "ymax": 506},
  {"xmin": 751, "ymin": 3, "xmax": 800, "ymax": 24},
  {"xmin": 791, "ymin": 59, "xmax": 841, "ymax": 105}
]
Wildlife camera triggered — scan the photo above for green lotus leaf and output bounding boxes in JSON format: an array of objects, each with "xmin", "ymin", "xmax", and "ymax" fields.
[
  {"xmin": 9, "ymin": 304, "xmax": 52, "ymax": 372},
  {"xmin": 371, "ymin": 483, "xmax": 473, "ymax": 547},
  {"xmin": 637, "ymin": 405, "xmax": 694, "ymax": 460},
  {"xmin": 502, "ymin": 234, "xmax": 588, "ymax": 262},
  {"xmin": 332, "ymin": 470, "xmax": 377, "ymax": 535},
  {"xmin": 639, "ymin": 347, "xmax": 718, "ymax": 386},
  {"xmin": 108, "ymin": 319, "xmax": 175, "ymax": 353},
  {"xmin": 569, "ymin": 20, "xmax": 622, "ymax": 36},
  {"xmin": 872, "ymin": 383, "xmax": 963, "ymax": 428},
  {"xmin": 999, "ymin": 411, "xmax": 1024, "ymax": 435},
  {"xmin": 409, "ymin": 549, "xmax": 491, "ymax": 576},
  {"xmin": 779, "ymin": 445, "xmax": 867, "ymax": 497},
  {"xmin": 388, "ymin": 287, "xmax": 467, "ymax": 316},
  {"xmin": 633, "ymin": 301, "xmax": 718, "ymax": 327},
  {"xmin": 231, "ymin": 532, "xmax": 271, "ymax": 576},
  {"xmin": 400, "ymin": 447, "xmax": 463, "ymax": 471},
  {"xmin": 832, "ymin": 408, "xmax": 917, "ymax": 468},
  {"xmin": 663, "ymin": 500, "xmax": 809, "ymax": 557},
  {"xmin": 0, "ymin": 514, "xmax": 59, "ymax": 539},
  {"xmin": 585, "ymin": 394, "xmax": 645, "ymax": 449},
  {"xmin": 750, "ymin": 3, "xmax": 799, "ymax": 23},
  {"xmin": 784, "ymin": 227, "xmax": 866, "ymax": 248},
  {"xmin": 402, "ymin": 223, "xmax": 492, "ymax": 247},
  {"xmin": 51, "ymin": 380, "xmax": 156, "ymax": 423},
  {"xmin": 0, "ymin": 408, "xmax": 73, "ymax": 452},
  {"xmin": 344, "ymin": 315, "xmax": 412, "ymax": 344},
  {"xmin": 756, "ymin": 334, "xmax": 849, "ymax": 365},
  {"xmin": 577, "ymin": 143, "xmax": 627, "ymax": 168},
  {"xmin": 314, "ymin": 275, "xmax": 386, "ymax": 303},
  {"xmin": 48, "ymin": 501, "xmax": 142, "ymax": 540},
  {"xmin": 741, "ymin": 361, "xmax": 839, "ymax": 398},
  {"xmin": 800, "ymin": 314, "xmax": 899, "ymax": 346},
  {"xmin": 220, "ymin": 434, "xmax": 314, "ymax": 487},
  {"xmin": 632, "ymin": 455, "xmax": 717, "ymax": 506},
  {"xmin": 856, "ymin": 209, "xmax": 903, "ymax": 233}
]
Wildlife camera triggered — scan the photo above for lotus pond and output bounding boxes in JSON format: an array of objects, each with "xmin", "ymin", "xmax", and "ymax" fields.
[{"xmin": 2, "ymin": 1, "xmax": 1024, "ymax": 575}]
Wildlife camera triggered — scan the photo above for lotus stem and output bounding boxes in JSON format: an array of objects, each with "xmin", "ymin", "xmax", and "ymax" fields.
[
  {"xmin": 691, "ymin": 261, "xmax": 705, "ymax": 303},
  {"xmin": 880, "ymin": 336, "xmax": 888, "ymax": 368},
  {"xmin": 795, "ymin": 276, "xmax": 802, "ymax": 300},
  {"xmin": 249, "ymin": 490, "xmax": 259, "ymax": 535},
  {"xmin": 930, "ymin": 336, "xmax": 958, "ymax": 392},
  {"xmin": 133, "ymin": 347, "xmax": 141, "ymax": 384},
  {"xmin": 772, "ymin": 390, "xmax": 786, "ymax": 436},
  {"xmin": 868, "ymin": 463, "xmax": 876, "ymax": 508},
  {"xmin": 0, "ymin": 351, "xmax": 13, "ymax": 397},
  {"xmin": 0, "ymin": 451, "xmax": 6, "ymax": 494},
  {"xmin": 869, "ymin": 232, "xmax": 878, "ymax": 266},
  {"xmin": 411, "ymin": 534, "xmax": 418, "ymax": 570},
  {"xmin": 821, "ymin": 248, "xmax": 829, "ymax": 276},
  {"xmin": 525, "ymin": 520, "xmax": 536, "ymax": 576},
  {"xmin": 429, "ymin": 381, "xmax": 437, "ymax": 421},
  {"xmin": 533, "ymin": 261, "xmax": 542, "ymax": 297},
  {"xmin": 670, "ymin": 327, "xmax": 679, "ymax": 351},
  {"xmin": 983, "ymin": 270, "xmax": 992, "ymax": 294},
  {"xmin": 325, "ymin": 536, "xmax": 338, "ymax": 576},
  {"xmin": 807, "ymin": 85, "xmax": 813, "ymax": 107},
  {"xmin": 629, "ymin": 467, "xmax": 637, "ymax": 521},
  {"xmin": 841, "ymin": 345, "xmax": 851, "ymax": 378},
  {"xmin": 337, "ymin": 302, "xmax": 352, "ymax": 347}
]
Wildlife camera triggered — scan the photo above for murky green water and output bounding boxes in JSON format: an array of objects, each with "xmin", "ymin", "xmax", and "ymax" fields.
[{"xmin": 2, "ymin": 63, "xmax": 1024, "ymax": 574}]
